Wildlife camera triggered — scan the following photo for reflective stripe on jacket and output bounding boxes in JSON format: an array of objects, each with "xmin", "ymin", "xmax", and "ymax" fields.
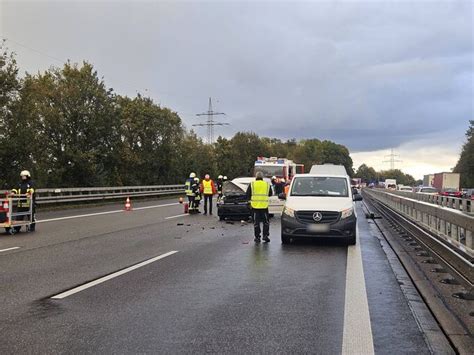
[
  {"xmin": 185, "ymin": 179, "xmax": 194, "ymax": 196},
  {"xmin": 250, "ymin": 180, "xmax": 270, "ymax": 209}
]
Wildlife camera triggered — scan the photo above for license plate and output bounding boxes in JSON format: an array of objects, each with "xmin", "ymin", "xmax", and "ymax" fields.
[{"xmin": 307, "ymin": 224, "xmax": 330, "ymax": 233}]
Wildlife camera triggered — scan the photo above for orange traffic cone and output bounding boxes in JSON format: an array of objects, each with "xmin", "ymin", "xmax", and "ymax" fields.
[{"xmin": 124, "ymin": 197, "xmax": 132, "ymax": 211}]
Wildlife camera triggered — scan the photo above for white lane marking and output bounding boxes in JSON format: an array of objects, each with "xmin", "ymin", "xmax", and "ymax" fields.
[
  {"xmin": 0, "ymin": 247, "xmax": 20, "ymax": 253},
  {"xmin": 37, "ymin": 203, "xmax": 179, "ymax": 223},
  {"xmin": 342, "ymin": 225, "xmax": 375, "ymax": 355},
  {"xmin": 165, "ymin": 214, "xmax": 189, "ymax": 220},
  {"xmin": 51, "ymin": 251, "xmax": 178, "ymax": 299}
]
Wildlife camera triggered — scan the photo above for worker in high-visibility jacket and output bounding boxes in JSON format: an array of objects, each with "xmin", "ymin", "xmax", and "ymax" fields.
[
  {"xmin": 191, "ymin": 177, "xmax": 201, "ymax": 213},
  {"xmin": 200, "ymin": 174, "xmax": 217, "ymax": 215},
  {"xmin": 246, "ymin": 172, "xmax": 273, "ymax": 243},
  {"xmin": 216, "ymin": 175, "xmax": 224, "ymax": 202},
  {"xmin": 185, "ymin": 172, "xmax": 196, "ymax": 212},
  {"xmin": 11, "ymin": 170, "xmax": 36, "ymax": 232}
]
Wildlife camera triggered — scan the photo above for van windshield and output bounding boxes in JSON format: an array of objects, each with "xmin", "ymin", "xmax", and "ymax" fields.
[
  {"xmin": 254, "ymin": 165, "xmax": 284, "ymax": 178},
  {"xmin": 291, "ymin": 177, "xmax": 349, "ymax": 197}
]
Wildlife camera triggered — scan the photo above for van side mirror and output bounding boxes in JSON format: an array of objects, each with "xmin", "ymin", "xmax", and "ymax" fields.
[
  {"xmin": 278, "ymin": 193, "xmax": 286, "ymax": 200},
  {"xmin": 352, "ymin": 187, "xmax": 359, "ymax": 195},
  {"xmin": 353, "ymin": 194, "xmax": 363, "ymax": 201}
]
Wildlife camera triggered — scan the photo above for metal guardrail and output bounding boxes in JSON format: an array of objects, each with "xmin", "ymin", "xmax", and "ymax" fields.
[
  {"xmin": 364, "ymin": 188, "xmax": 473, "ymax": 259},
  {"xmin": 33, "ymin": 185, "xmax": 185, "ymax": 204},
  {"xmin": 385, "ymin": 189, "xmax": 472, "ymax": 214}
]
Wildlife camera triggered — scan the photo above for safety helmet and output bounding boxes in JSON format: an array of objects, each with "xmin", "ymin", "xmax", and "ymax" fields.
[
  {"xmin": 194, "ymin": 177, "xmax": 199, "ymax": 182},
  {"xmin": 223, "ymin": 176, "xmax": 228, "ymax": 180},
  {"xmin": 190, "ymin": 172, "xmax": 196, "ymax": 178},
  {"xmin": 20, "ymin": 170, "xmax": 31, "ymax": 178},
  {"xmin": 218, "ymin": 175, "xmax": 223, "ymax": 179}
]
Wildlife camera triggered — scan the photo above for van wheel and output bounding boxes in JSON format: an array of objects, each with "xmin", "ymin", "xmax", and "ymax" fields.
[
  {"xmin": 219, "ymin": 215, "xmax": 225, "ymax": 221},
  {"xmin": 347, "ymin": 230, "xmax": 356, "ymax": 245},
  {"xmin": 281, "ymin": 233, "xmax": 291, "ymax": 244}
]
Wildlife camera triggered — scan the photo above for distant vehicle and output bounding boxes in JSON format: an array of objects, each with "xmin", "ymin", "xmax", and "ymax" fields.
[
  {"xmin": 432, "ymin": 172, "xmax": 460, "ymax": 192},
  {"xmin": 217, "ymin": 177, "xmax": 284, "ymax": 220},
  {"xmin": 463, "ymin": 188, "xmax": 474, "ymax": 200},
  {"xmin": 254, "ymin": 157, "xmax": 304, "ymax": 181},
  {"xmin": 439, "ymin": 188, "xmax": 462, "ymax": 198},
  {"xmin": 280, "ymin": 164, "xmax": 362, "ymax": 245},
  {"xmin": 398, "ymin": 186, "xmax": 413, "ymax": 192},
  {"xmin": 384, "ymin": 179, "xmax": 397, "ymax": 189},
  {"xmin": 416, "ymin": 186, "xmax": 439, "ymax": 195}
]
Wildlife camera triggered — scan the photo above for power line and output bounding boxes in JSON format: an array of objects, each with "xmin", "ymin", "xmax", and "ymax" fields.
[
  {"xmin": 193, "ymin": 97, "xmax": 229, "ymax": 144},
  {"xmin": 1, "ymin": 36, "xmax": 65, "ymax": 64},
  {"xmin": 0, "ymin": 36, "xmax": 191, "ymax": 104},
  {"xmin": 383, "ymin": 148, "xmax": 402, "ymax": 170}
]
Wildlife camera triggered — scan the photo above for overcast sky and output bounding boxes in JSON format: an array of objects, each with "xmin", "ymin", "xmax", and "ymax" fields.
[{"xmin": 2, "ymin": 0, "xmax": 472, "ymax": 179}]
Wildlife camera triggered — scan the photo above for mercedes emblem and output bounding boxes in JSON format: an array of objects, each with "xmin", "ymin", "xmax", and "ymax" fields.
[{"xmin": 313, "ymin": 212, "xmax": 323, "ymax": 222}]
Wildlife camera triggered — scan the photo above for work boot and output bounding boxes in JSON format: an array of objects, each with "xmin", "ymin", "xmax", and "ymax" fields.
[
  {"xmin": 263, "ymin": 236, "xmax": 270, "ymax": 243},
  {"xmin": 254, "ymin": 237, "xmax": 261, "ymax": 243}
]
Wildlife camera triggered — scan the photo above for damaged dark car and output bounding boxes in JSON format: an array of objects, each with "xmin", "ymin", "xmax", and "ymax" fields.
[{"xmin": 217, "ymin": 179, "xmax": 251, "ymax": 221}]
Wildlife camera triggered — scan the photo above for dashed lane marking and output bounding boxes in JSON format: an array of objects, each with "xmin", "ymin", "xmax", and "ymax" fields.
[
  {"xmin": 37, "ymin": 203, "xmax": 179, "ymax": 223},
  {"xmin": 51, "ymin": 251, "xmax": 179, "ymax": 299},
  {"xmin": 0, "ymin": 247, "xmax": 20, "ymax": 253},
  {"xmin": 165, "ymin": 214, "xmax": 189, "ymax": 220},
  {"xmin": 342, "ymin": 225, "xmax": 375, "ymax": 355}
]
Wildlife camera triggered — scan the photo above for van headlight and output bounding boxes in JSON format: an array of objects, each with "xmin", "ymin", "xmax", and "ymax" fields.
[
  {"xmin": 283, "ymin": 207, "xmax": 295, "ymax": 217},
  {"xmin": 341, "ymin": 207, "xmax": 354, "ymax": 219}
]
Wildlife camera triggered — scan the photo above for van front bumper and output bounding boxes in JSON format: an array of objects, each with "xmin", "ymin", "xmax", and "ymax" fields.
[{"xmin": 281, "ymin": 213, "xmax": 356, "ymax": 238}]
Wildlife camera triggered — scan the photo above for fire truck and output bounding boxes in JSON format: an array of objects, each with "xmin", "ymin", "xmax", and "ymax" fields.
[{"xmin": 254, "ymin": 157, "xmax": 304, "ymax": 180}]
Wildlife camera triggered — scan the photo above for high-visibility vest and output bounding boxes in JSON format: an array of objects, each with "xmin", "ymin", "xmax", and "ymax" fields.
[
  {"xmin": 203, "ymin": 180, "xmax": 213, "ymax": 195},
  {"xmin": 185, "ymin": 179, "xmax": 194, "ymax": 196},
  {"xmin": 250, "ymin": 180, "xmax": 270, "ymax": 209}
]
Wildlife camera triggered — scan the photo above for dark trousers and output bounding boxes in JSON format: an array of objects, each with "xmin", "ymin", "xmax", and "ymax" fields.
[
  {"xmin": 187, "ymin": 196, "xmax": 195, "ymax": 210},
  {"xmin": 253, "ymin": 208, "xmax": 269, "ymax": 238},
  {"xmin": 203, "ymin": 194, "xmax": 213, "ymax": 214}
]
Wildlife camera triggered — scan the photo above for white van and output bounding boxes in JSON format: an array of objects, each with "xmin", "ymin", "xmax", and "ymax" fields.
[{"xmin": 280, "ymin": 164, "xmax": 362, "ymax": 245}]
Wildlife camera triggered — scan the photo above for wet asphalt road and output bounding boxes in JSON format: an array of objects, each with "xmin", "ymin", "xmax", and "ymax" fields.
[{"xmin": 0, "ymin": 198, "xmax": 445, "ymax": 354}]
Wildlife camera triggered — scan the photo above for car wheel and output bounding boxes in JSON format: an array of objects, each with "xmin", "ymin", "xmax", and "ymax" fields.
[
  {"xmin": 347, "ymin": 229, "xmax": 356, "ymax": 245},
  {"xmin": 219, "ymin": 215, "xmax": 225, "ymax": 221},
  {"xmin": 281, "ymin": 232, "xmax": 291, "ymax": 244}
]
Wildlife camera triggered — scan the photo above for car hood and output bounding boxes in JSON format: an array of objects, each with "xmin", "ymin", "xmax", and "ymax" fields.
[
  {"xmin": 223, "ymin": 181, "xmax": 246, "ymax": 195},
  {"xmin": 286, "ymin": 196, "xmax": 353, "ymax": 211}
]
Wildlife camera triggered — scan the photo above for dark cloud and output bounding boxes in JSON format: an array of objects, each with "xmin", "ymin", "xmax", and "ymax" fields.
[{"xmin": 3, "ymin": 0, "xmax": 472, "ymax": 152}]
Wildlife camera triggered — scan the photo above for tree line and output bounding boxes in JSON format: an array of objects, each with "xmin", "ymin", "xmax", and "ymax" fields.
[
  {"xmin": 0, "ymin": 43, "xmax": 354, "ymax": 188},
  {"xmin": 453, "ymin": 121, "xmax": 473, "ymax": 188},
  {"xmin": 355, "ymin": 165, "xmax": 418, "ymax": 186}
]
